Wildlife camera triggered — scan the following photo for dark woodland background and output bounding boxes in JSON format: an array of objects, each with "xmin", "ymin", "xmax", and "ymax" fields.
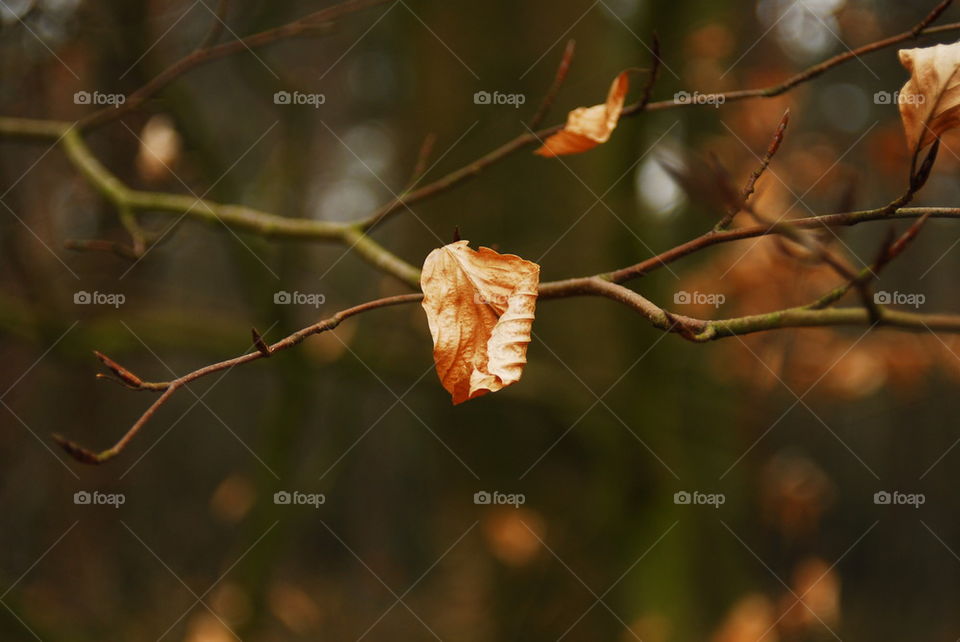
[{"xmin": 3, "ymin": 0, "xmax": 960, "ymax": 640}]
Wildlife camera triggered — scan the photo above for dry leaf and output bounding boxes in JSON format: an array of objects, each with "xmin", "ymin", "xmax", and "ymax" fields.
[
  {"xmin": 535, "ymin": 71, "xmax": 630, "ymax": 157},
  {"xmin": 421, "ymin": 241, "xmax": 539, "ymax": 404},
  {"xmin": 898, "ymin": 42, "xmax": 960, "ymax": 152}
]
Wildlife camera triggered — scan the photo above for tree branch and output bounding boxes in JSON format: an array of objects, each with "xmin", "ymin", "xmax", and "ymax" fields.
[
  {"xmin": 53, "ymin": 292, "xmax": 423, "ymax": 464},
  {"xmin": 359, "ymin": 1, "xmax": 960, "ymax": 229},
  {"xmin": 715, "ymin": 109, "xmax": 790, "ymax": 230},
  {"xmin": 77, "ymin": 0, "xmax": 392, "ymax": 130},
  {"xmin": 33, "ymin": 124, "xmax": 422, "ymax": 287},
  {"xmin": 55, "ymin": 270, "xmax": 960, "ymax": 464},
  {"xmin": 528, "ymin": 39, "xmax": 577, "ymax": 130},
  {"xmin": 4, "ymin": 114, "xmax": 959, "ymax": 293},
  {"xmin": 600, "ymin": 206, "xmax": 960, "ymax": 284},
  {"xmin": 635, "ymin": 1, "xmax": 957, "ymax": 115}
]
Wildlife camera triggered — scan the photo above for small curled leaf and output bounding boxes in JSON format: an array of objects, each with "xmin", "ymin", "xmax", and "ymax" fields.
[{"xmin": 535, "ymin": 71, "xmax": 630, "ymax": 157}]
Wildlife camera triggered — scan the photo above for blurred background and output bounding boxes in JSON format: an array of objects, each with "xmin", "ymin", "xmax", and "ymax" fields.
[{"xmin": 3, "ymin": 0, "xmax": 960, "ymax": 639}]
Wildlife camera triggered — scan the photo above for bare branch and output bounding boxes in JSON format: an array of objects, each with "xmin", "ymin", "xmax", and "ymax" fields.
[
  {"xmin": 634, "ymin": 1, "xmax": 958, "ymax": 116},
  {"xmin": 77, "ymin": 0, "xmax": 393, "ymax": 130},
  {"xmin": 360, "ymin": 3, "xmax": 960, "ymax": 230},
  {"xmin": 54, "ymin": 269, "xmax": 960, "ymax": 465},
  {"xmin": 715, "ymin": 109, "xmax": 790, "ymax": 230},
  {"xmin": 808, "ymin": 212, "xmax": 934, "ymax": 311},
  {"xmin": 63, "ymin": 239, "xmax": 141, "ymax": 261},
  {"xmin": 601, "ymin": 206, "xmax": 960, "ymax": 285},
  {"xmin": 406, "ymin": 132, "xmax": 438, "ymax": 188},
  {"xmin": 636, "ymin": 33, "xmax": 662, "ymax": 111},
  {"xmin": 198, "ymin": 0, "xmax": 231, "ymax": 49},
  {"xmin": 529, "ymin": 39, "xmax": 576, "ymax": 130},
  {"xmin": 53, "ymin": 293, "xmax": 423, "ymax": 464}
]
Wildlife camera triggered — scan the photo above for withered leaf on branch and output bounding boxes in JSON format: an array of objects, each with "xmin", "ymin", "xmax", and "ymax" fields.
[
  {"xmin": 420, "ymin": 241, "xmax": 539, "ymax": 404},
  {"xmin": 898, "ymin": 41, "xmax": 960, "ymax": 152},
  {"xmin": 535, "ymin": 71, "xmax": 630, "ymax": 157}
]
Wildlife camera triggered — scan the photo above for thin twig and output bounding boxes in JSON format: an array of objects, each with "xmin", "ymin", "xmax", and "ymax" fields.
[
  {"xmin": 598, "ymin": 205, "xmax": 960, "ymax": 285},
  {"xmin": 636, "ymin": 33, "xmax": 661, "ymax": 111},
  {"xmin": 634, "ymin": 1, "xmax": 958, "ymax": 116},
  {"xmin": 912, "ymin": 0, "xmax": 954, "ymax": 37},
  {"xmin": 405, "ymin": 132, "xmax": 437, "ymax": 188},
  {"xmin": 529, "ymin": 39, "xmax": 576, "ymax": 130},
  {"xmin": 715, "ymin": 109, "xmax": 790, "ymax": 231},
  {"xmin": 63, "ymin": 239, "xmax": 141, "ymax": 260},
  {"xmin": 807, "ymin": 211, "xmax": 935, "ymax": 310},
  {"xmin": 198, "ymin": 0, "xmax": 231, "ymax": 49},
  {"xmin": 77, "ymin": 0, "xmax": 392, "ymax": 130},
  {"xmin": 53, "ymin": 293, "xmax": 423, "ymax": 464}
]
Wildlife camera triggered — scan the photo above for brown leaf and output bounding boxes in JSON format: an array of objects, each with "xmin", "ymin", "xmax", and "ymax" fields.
[
  {"xmin": 421, "ymin": 241, "xmax": 539, "ymax": 404},
  {"xmin": 535, "ymin": 71, "xmax": 630, "ymax": 157},
  {"xmin": 898, "ymin": 42, "xmax": 960, "ymax": 152}
]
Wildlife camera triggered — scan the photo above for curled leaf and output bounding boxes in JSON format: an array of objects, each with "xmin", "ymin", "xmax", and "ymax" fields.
[
  {"xmin": 535, "ymin": 71, "xmax": 630, "ymax": 157},
  {"xmin": 421, "ymin": 241, "xmax": 539, "ymax": 404},
  {"xmin": 898, "ymin": 42, "xmax": 960, "ymax": 152}
]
